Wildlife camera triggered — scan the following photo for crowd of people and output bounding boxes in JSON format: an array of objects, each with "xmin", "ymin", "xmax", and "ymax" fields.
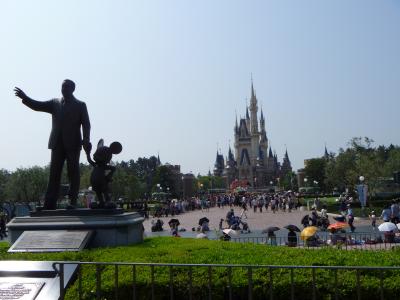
[
  {"xmin": 149, "ymin": 191, "xmax": 304, "ymax": 219},
  {"xmin": 145, "ymin": 190, "xmax": 400, "ymax": 249}
]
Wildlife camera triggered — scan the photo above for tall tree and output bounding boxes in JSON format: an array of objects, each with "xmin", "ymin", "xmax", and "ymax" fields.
[{"xmin": 304, "ymin": 158, "xmax": 326, "ymax": 191}]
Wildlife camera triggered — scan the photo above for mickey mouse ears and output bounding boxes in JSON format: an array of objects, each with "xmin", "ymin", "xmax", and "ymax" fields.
[{"xmin": 110, "ymin": 142, "xmax": 122, "ymax": 154}]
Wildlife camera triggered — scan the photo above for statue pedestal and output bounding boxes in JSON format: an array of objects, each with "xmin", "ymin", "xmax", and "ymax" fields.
[{"xmin": 7, "ymin": 209, "xmax": 144, "ymax": 248}]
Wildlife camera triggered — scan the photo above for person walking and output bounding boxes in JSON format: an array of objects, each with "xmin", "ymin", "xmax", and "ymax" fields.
[
  {"xmin": 347, "ymin": 204, "xmax": 355, "ymax": 233},
  {"xmin": 251, "ymin": 198, "xmax": 257, "ymax": 213},
  {"xmin": 369, "ymin": 210, "xmax": 376, "ymax": 230},
  {"xmin": 240, "ymin": 200, "xmax": 248, "ymax": 219}
]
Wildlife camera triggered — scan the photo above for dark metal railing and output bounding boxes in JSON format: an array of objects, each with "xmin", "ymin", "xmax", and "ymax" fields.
[
  {"xmin": 54, "ymin": 261, "xmax": 400, "ymax": 300},
  {"xmin": 225, "ymin": 232, "xmax": 400, "ymax": 250}
]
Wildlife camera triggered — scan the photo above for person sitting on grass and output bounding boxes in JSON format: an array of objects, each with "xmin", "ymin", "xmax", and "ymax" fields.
[
  {"xmin": 267, "ymin": 231, "xmax": 277, "ymax": 246},
  {"xmin": 286, "ymin": 230, "xmax": 297, "ymax": 247},
  {"xmin": 306, "ymin": 234, "xmax": 324, "ymax": 247},
  {"xmin": 221, "ymin": 232, "xmax": 231, "ymax": 241}
]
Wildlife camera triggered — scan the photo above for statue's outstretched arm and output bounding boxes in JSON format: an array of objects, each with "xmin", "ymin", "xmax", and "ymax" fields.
[{"xmin": 14, "ymin": 87, "xmax": 53, "ymax": 113}]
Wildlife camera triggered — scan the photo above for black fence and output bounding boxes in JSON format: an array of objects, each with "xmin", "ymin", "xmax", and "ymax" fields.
[
  {"xmin": 55, "ymin": 261, "xmax": 400, "ymax": 300},
  {"xmin": 226, "ymin": 232, "xmax": 400, "ymax": 250}
]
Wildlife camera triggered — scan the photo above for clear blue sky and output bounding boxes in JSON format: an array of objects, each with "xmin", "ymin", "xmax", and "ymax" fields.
[{"xmin": 1, "ymin": 1, "xmax": 399, "ymax": 175}]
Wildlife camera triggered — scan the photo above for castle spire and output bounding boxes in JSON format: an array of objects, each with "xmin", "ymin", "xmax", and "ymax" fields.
[
  {"xmin": 285, "ymin": 148, "xmax": 289, "ymax": 160},
  {"xmin": 251, "ymin": 74, "xmax": 255, "ymax": 99},
  {"xmin": 157, "ymin": 152, "xmax": 161, "ymax": 166},
  {"xmin": 249, "ymin": 76, "xmax": 258, "ymax": 133},
  {"xmin": 234, "ymin": 111, "xmax": 238, "ymax": 132},
  {"xmin": 324, "ymin": 143, "xmax": 329, "ymax": 159}
]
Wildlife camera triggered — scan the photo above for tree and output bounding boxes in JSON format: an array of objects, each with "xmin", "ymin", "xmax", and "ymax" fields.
[
  {"xmin": 110, "ymin": 168, "xmax": 143, "ymax": 201},
  {"xmin": 324, "ymin": 137, "xmax": 397, "ymax": 196},
  {"xmin": 5, "ymin": 167, "xmax": 48, "ymax": 203},
  {"xmin": 304, "ymin": 158, "xmax": 326, "ymax": 191},
  {"xmin": 280, "ymin": 171, "xmax": 297, "ymax": 191},
  {"xmin": 152, "ymin": 166, "xmax": 177, "ymax": 197},
  {"xmin": 0, "ymin": 169, "xmax": 10, "ymax": 202}
]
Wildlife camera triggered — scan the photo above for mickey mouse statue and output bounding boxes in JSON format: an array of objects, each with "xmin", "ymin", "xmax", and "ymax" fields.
[{"xmin": 86, "ymin": 139, "xmax": 122, "ymax": 209}]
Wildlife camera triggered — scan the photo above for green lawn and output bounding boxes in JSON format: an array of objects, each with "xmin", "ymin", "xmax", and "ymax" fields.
[{"xmin": 1, "ymin": 237, "xmax": 400, "ymax": 299}]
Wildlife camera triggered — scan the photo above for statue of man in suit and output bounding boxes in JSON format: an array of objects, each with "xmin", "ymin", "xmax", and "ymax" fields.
[{"xmin": 14, "ymin": 80, "xmax": 91, "ymax": 210}]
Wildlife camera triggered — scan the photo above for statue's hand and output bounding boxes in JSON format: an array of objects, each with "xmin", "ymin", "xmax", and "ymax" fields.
[{"xmin": 14, "ymin": 87, "xmax": 27, "ymax": 100}]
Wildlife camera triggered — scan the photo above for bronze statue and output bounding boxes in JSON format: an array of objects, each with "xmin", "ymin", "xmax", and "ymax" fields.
[
  {"xmin": 14, "ymin": 80, "xmax": 91, "ymax": 210},
  {"xmin": 86, "ymin": 139, "xmax": 122, "ymax": 209}
]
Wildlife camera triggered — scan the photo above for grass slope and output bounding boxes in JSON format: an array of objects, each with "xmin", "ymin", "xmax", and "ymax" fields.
[{"xmin": 1, "ymin": 238, "xmax": 399, "ymax": 299}]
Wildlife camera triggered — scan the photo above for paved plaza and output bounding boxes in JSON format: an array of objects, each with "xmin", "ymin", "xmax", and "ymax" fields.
[{"xmin": 143, "ymin": 206, "xmax": 372, "ymax": 233}]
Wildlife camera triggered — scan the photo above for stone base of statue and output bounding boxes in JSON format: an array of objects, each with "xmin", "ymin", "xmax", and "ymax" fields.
[{"xmin": 7, "ymin": 209, "xmax": 145, "ymax": 249}]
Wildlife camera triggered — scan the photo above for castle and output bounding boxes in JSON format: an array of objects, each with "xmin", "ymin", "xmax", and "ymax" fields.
[{"xmin": 214, "ymin": 81, "xmax": 292, "ymax": 189}]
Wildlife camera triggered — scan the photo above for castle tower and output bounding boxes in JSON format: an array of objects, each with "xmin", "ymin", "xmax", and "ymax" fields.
[
  {"xmin": 281, "ymin": 149, "xmax": 292, "ymax": 177},
  {"xmin": 219, "ymin": 79, "xmax": 289, "ymax": 189},
  {"xmin": 250, "ymin": 82, "xmax": 259, "ymax": 163},
  {"xmin": 213, "ymin": 150, "xmax": 225, "ymax": 177},
  {"xmin": 224, "ymin": 146, "xmax": 237, "ymax": 187},
  {"xmin": 259, "ymin": 108, "xmax": 269, "ymax": 162}
]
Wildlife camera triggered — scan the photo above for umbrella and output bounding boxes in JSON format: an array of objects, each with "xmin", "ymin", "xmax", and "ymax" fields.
[
  {"xmin": 168, "ymin": 219, "xmax": 180, "ymax": 227},
  {"xmin": 301, "ymin": 215, "xmax": 310, "ymax": 224},
  {"xmin": 262, "ymin": 226, "xmax": 280, "ymax": 234},
  {"xmin": 222, "ymin": 229, "xmax": 238, "ymax": 236},
  {"xmin": 284, "ymin": 225, "xmax": 301, "ymax": 232},
  {"xmin": 378, "ymin": 222, "xmax": 398, "ymax": 232},
  {"xmin": 198, "ymin": 217, "xmax": 210, "ymax": 226},
  {"xmin": 328, "ymin": 222, "xmax": 349, "ymax": 230},
  {"xmin": 196, "ymin": 233, "xmax": 208, "ymax": 239},
  {"xmin": 333, "ymin": 216, "xmax": 346, "ymax": 222},
  {"xmin": 300, "ymin": 226, "xmax": 318, "ymax": 241}
]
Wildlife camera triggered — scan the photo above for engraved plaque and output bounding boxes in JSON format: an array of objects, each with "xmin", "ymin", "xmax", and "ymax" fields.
[
  {"xmin": 0, "ymin": 282, "xmax": 44, "ymax": 300},
  {"xmin": 8, "ymin": 230, "xmax": 92, "ymax": 252}
]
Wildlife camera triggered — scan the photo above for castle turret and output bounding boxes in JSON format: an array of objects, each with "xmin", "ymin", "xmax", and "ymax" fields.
[
  {"xmin": 281, "ymin": 149, "xmax": 292, "ymax": 176},
  {"xmin": 324, "ymin": 145, "xmax": 329, "ymax": 159},
  {"xmin": 213, "ymin": 150, "xmax": 225, "ymax": 177}
]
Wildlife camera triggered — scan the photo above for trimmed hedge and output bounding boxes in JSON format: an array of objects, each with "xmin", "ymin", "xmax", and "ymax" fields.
[{"xmin": 1, "ymin": 238, "xmax": 400, "ymax": 299}]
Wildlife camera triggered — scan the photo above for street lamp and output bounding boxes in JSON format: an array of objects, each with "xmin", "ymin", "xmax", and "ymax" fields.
[
  {"xmin": 357, "ymin": 176, "xmax": 367, "ymax": 216},
  {"xmin": 304, "ymin": 178, "xmax": 308, "ymax": 187}
]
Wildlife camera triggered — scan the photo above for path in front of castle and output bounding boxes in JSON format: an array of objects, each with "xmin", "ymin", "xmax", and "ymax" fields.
[{"xmin": 143, "ymin": 206, "xmax": 373, "ymax": 237}]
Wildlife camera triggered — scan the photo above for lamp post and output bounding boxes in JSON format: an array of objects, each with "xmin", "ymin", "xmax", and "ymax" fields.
[
  {"xmin": 357, "ymin": 176, "xmax": 367, "ymax": 216},
  {"xmin": 304, "ymin": 177, "xmax": 308, "ymax": 187}
]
